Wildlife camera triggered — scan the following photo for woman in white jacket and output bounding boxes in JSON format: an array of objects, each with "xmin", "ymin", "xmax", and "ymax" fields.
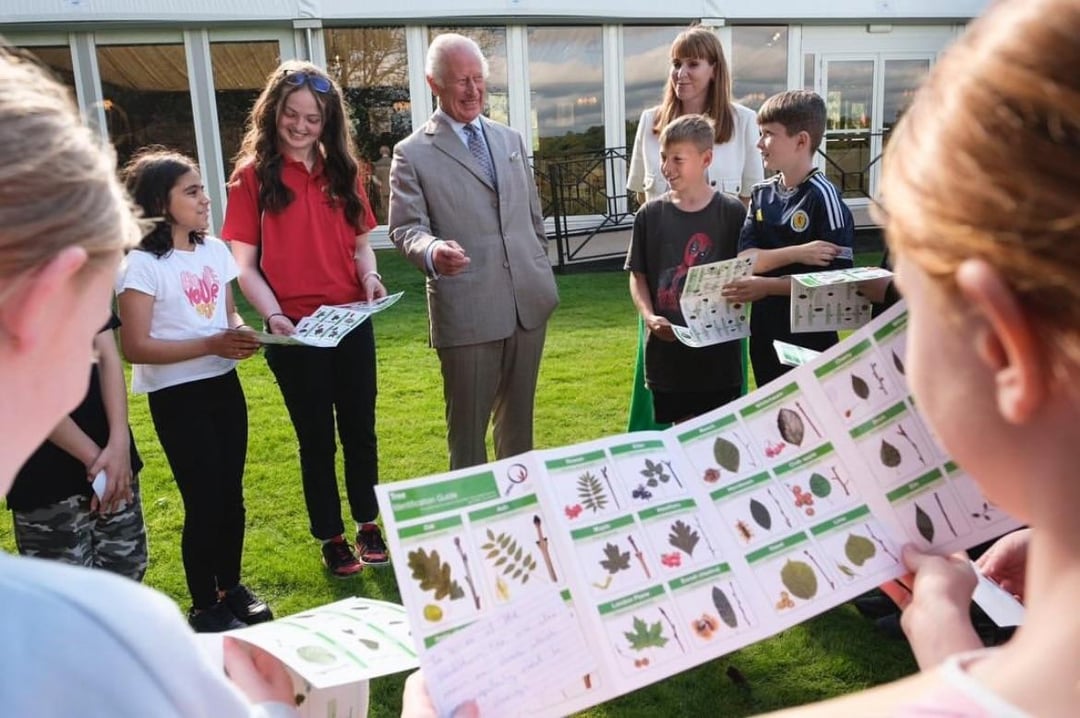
[{"xmin": 625, "ymin": 25, "xmax": 763, "ymax": 430}]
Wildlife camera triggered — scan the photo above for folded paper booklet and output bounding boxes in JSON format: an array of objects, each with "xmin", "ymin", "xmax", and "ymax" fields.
[
  {"xmin": 670, "ymin": 256, "xmax": 755, "ymax": 348},
  {"xmin": 374, "ymin": 301, "xmax": 1020, "ymax": 718},
  {"xmin": 255, "ymin": 292, "xmax": 403, "ymax": 347},
  {"xmin": 203, "ymin": 596, "xmax": 419, "ymax": 718},
  {"xmin": 790, "ymin": 267, "xmax": 892, "ymax": 333}
]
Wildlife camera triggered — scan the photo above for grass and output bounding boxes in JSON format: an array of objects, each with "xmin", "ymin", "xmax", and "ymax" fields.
[{"xmin": 0, "ymin": 249, "xmax": 915, "ymax": 716}]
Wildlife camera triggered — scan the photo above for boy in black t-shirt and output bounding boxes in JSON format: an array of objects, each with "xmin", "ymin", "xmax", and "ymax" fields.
[
  {"xmin": 723, "ymin": 90, "xmax": 855, "ymax": 387},
  {"xmin": 626, "ymin": 114, "xmax": 746, "ymax": 424},
  {"xmin": 6, "ymin": 314, "xmax": 147, "ymax": 580}
]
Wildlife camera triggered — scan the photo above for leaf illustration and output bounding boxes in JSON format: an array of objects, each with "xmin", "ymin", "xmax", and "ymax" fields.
[
  {"xmin": 624, "ymin": 616, "xmax": 668, "ymax": 652},
  {"xmin": 844, "ymin": 534, "xmax": 876, "ymax": 566},
  {"xmin": 358, "ymin": 638, "xmax": 379, "ymax": 651},
  {"xmin": 880, "ymin": 439, "xmax": 902, "ymax": 468},
  {"xmin": 780, "ymin": 559, "xmax": 818, "ymax": 600},
  {"xmin": 838, "ymin": 564, "xmax": 856, "ymax": 578},
  {"xmin": 893, "ymin": 350, "xmax": 906, "ymax": 375},
  {"xmin": 914, "ymin": 503, "xmax": 935, "ymax": 542},
  {"xmin": 851, "ymin": 373, "xmax": 870, "ymax": 400},
  {"xmin": 600, "ymin": 542, "xmax": 631, "ymax": 574},
  {"xmin": 482, "ymin": 530, "xmax": 538, "ymax": 585},
  {"xmin": 777, "ymin": 408, "xmax": 805, "ymax": 446},
  {"xmin": 749, "ymin": 498, "xmax": 772, "ymax": 530},
  {"xmin": 711, "ymin": 586, "xmax": 737, "ymax": 628},
  {"xmin": 407, "ymin": 548, "xmax": 465, "ymax": 601},
  {"xmin": 713, "ymin": 436, "xmax": 740, "ymax": 473},
  {"xmin": 577, "ymin": 471, "xmax": 608, "ymax": 513},
  {"xmin": 667, "ymin": 519, "xmax": 700, "ymax": 556},
  {"xmin": 808, "ymin": 472, "xmax": 832, "ymax": 498}
]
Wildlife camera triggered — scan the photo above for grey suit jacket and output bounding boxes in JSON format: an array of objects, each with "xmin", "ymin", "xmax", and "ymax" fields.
[{"xmin": 389, "ymin": 111, "xmax": 559, "ymax": 348}]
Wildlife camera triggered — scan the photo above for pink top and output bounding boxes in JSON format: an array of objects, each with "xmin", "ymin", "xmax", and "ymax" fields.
[{"xmin": 897, "ymin": 650, "xmax": 1029, "ymax": 717}]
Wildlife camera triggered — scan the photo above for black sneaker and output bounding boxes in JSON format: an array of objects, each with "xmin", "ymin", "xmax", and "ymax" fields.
[
  {"xmin": 356, "ymin": 523, "xmax": 390, "ymax": 566},
  {"xmin": 188, "ymin": 601, "xmax": 245, "ymax": 633},
  {"xmin": 322, "ymin": 535, "xmax": 363, "ymax": 577},
  {"xmin": 223, "ymin": 583, "xmax": 274, "ymax": 625}
]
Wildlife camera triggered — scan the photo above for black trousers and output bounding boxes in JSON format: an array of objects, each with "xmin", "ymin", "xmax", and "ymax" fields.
[
  {"xmin": 148, "ymin": 370, "xmax": 247, "ymax": 609},
  {"xmin": 265, "ymin": 320, "xmax": 379, "ymax": 540}
]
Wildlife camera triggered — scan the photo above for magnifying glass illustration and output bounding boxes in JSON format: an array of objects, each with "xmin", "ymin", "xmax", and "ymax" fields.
[{"xmin": 505, "ymin": 463, "xmax": 529, "ymax": 496}]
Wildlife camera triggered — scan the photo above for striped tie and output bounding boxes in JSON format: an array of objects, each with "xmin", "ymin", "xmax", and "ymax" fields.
[{"xmin": 464, "ymin": 123, "xmax": 496, "ymax": 188}]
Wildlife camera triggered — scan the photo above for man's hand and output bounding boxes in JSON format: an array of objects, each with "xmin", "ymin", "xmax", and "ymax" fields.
[
  {"xmin": 434, "ymin": 241, "xmax": 471, "ymax": 276},
  {"xmin": 721, "ymin": 276, "xmax": 771, "ymax": 303},
  {"xmin": 794, "ymin": 240, "xmax": 844, "ymax": 266}
]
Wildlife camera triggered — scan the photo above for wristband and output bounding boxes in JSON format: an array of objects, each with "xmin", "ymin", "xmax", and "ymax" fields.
[
  {"xmin": 265, "ymin": 312, "xmax": 287, "ymax": 323},
  {"xmin": 235, "ymin": 324, "xmax": 251, "ymax": 331},
  {"xmin": 362, "ymin": 270, "xmax": 382, "ymax": 282}
]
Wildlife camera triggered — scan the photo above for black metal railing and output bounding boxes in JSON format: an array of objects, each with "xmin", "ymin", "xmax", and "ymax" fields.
[{"xmin": 533, "ymin": 137, "xmax": 886, "ymax": 272}]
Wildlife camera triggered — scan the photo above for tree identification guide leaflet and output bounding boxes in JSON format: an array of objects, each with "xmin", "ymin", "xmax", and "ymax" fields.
[
  {"xmin": 200, "ymin": 596, "xmax": 419, "ymax": 718},
  {"xmin": 790, "ymin": 266, "xmax": 892, "ymax": 333},
  {"xmin": 254, "ymin": 291, "xmax": 403, "ymax": 347},
  {"xmin": 670, "ymin": 256, "xmax": 754, "ymax": 347},
  {"xmin": 375, "ymin": 301, "xmax": 1019, "ymax": 717}
]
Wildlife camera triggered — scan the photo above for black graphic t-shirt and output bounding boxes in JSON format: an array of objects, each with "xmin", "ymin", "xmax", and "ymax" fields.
[{"xmin": 625, "ymin": 192, "xmax": 746, "ymax": 393}]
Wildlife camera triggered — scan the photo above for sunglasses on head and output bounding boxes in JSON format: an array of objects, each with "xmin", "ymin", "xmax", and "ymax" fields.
[{"xmin": 282, "ymin": 70, "xmax": 332, "ymax": 94}]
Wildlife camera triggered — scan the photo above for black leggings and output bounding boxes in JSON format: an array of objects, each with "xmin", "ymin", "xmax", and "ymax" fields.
[{"xmin": 148, "ymin": 370, "xmax": 247, "ymax": 609}]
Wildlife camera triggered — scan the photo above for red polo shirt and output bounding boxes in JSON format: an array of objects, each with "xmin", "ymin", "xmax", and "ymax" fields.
[{"xmin": 222, "ymin": 159, "xmax": 376, "ymax": 319}]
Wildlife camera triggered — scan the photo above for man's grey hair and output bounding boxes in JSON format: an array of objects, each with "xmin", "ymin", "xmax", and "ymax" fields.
[{"xmin": 426, "ymin": 33, "xmax": 489, "ymax": 86}]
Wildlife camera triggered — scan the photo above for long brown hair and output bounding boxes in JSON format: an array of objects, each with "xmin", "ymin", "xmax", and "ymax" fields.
[
  {"xmin": 651, "ymin": 26, "xmax": 735, "ymax": 145},
  {"xmin": 880, "ymin": 0, "xmax": 1080, "ymax": 376},
  {"xmin": 230, "ymin": 60, "xmax": 365, "ymax": 228}
]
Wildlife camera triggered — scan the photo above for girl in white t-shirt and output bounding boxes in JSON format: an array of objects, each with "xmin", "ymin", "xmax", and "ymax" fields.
[{"xmin": 116, "ymin": 148, "xmax": 272, "ymax": 633}]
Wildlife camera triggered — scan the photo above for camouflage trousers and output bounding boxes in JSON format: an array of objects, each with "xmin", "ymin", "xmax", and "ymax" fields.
[{"xmin": 11, "ymin": 480, "xmax": 148, "ymax": 582}]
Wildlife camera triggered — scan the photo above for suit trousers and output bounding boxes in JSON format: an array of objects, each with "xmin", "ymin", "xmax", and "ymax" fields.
[
  {"xmin": 265, "ymin": 320, "xmax": 379, "ymax": 540},
  {"xmin": 437, "ymin": 322, "xmax": 547, "ymax": 470}
]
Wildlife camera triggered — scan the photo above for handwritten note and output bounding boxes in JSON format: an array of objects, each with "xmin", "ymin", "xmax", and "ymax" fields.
[{"xmin": 423, "ymin": 589, "xmax": 594, "ymax": 717}]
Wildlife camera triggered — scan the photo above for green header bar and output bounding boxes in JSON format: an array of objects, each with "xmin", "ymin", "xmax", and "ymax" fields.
[
  {"xmin": 809, "ymin": 505, "xmax": 871, "ymax": 537},
  {"xmin": 638, "ymin": 499, "xmax": 696, "ymax": 522},
  {"xmin": 668, "ymin": 562, "xmax": 732, "ymax": 592},
  {"xmin": 849, "ymin": 401, "xmax": 907, "ymax": 439},
  {"xmin": 813, "ymin": 339, "xmax": 872, "ymax": 379},
  {"xmin": 745, "ymin": 531, "xmax": 809, "ymax": 564},
  {"xmin": 388, "ymin": 472, "xmax": 499, "ymax": 522},
  {"xmin": 773, "ymin": 443, "xmax": 835, "ymax": 476},
  {"xmin": 676, "ymin": 413, "xmax": 737, "ymax": 443},
  {"xmin": 569, "ymin": 514, "xmax": 635, "ymax": 541},
  {"xmin": 873, "ymin": 311, "xmax": 908, "ymax": 342},
  {"xmin": 398, "ymin": 515, "xmax": 464, "ymax": 539},
  {"xmin": 468, "ymin": 493, "xmax": 539, "ymax": 522},
  {"xmin": 739, "ymin": 383, "xmax": 800, "ymax": 419},
  {"xmin": 710, "ymin": 471, "xmax": 772, "ymax": 501},
  {"xmin": 608, "ymin": 439, "xmax": 665, "ymax": 456},
  {"xmin": 886, "ymin": 469, "xmax": 944, "ymax": 502},
  {"xmin": 596, "ymin": 585, "xmax": 665, "ymax": 615},
  {"xmin": 545, "ymin": 450, "xmax": 606, "ymax": 472}
]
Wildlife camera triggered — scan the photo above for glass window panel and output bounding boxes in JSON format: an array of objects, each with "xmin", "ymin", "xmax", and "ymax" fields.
[
  {"xmin": 732, "ymin": 26, "xmax": 788, "ymax": 111},
  {"xmin": 823, "ymin": 59, "xmax": 874, "ymax": 198},
  {"xmin": 210, "ymin": 41, "xmax": 282, "ymax": 179},
  {"xmin": 325, "ymin": 26, "xmax": 412, "ymax": 225},
  {"xmin": 882, "ymin": 58, "xmax": 930, "ymax": 143},
  {"xmin": 622, "ymin": 25, "xmax": 683, "ymax": 147},
  {"xmin": 804, "ymin": 53, "xmax": 815, "ymax": 91},
  {"xmin": 428, "ymin": 27, "xmax": 509, "ymax": 127},
  {"xmin": 96, "ymin": 44, "xmax": 197, "ymax": 168},
  {"xmin": 527, "ymin": 26, "xmax": 604, "ymax": 217}
]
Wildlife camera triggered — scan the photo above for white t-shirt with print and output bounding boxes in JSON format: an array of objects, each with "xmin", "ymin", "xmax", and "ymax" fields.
[{"xmin": 116, "ymin": 237, "xmax": 239, "ymax": 394}]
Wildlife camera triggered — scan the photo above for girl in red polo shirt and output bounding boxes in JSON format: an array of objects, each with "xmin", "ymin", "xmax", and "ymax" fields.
[{"xmin": 222, "ymin": 61, "xmax": 388, "ymax": 577}]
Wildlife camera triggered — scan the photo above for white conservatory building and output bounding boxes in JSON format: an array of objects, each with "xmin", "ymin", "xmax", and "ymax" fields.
[{"xmin": 1, "ymin": 1, "xmax": 988, "ymax": 248}]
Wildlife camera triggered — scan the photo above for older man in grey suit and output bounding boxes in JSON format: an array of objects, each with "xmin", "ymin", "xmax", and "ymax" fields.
[{"xmin": 389, "ymin": 33, "xmax": 559, "ymax": 470}]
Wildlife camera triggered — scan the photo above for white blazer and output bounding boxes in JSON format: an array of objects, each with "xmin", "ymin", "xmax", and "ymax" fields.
[{"xmin": 627, "ymin": 104, "xmax": 764, "ymax": 202}]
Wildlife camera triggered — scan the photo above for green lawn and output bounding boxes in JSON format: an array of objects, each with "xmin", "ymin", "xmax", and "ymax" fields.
[{"xmin": 0, "ymin": 249, "xmax": 915, "ymax": 716}]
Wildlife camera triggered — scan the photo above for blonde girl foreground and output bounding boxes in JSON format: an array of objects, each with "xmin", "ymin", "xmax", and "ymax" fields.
[
  {"xmin": 0, "ymin": 53, "xmax": 296, "ymax": 716},
  {"xmin": 772, "ymin": 0, "xmax": 1080, "ymax": 713}
]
